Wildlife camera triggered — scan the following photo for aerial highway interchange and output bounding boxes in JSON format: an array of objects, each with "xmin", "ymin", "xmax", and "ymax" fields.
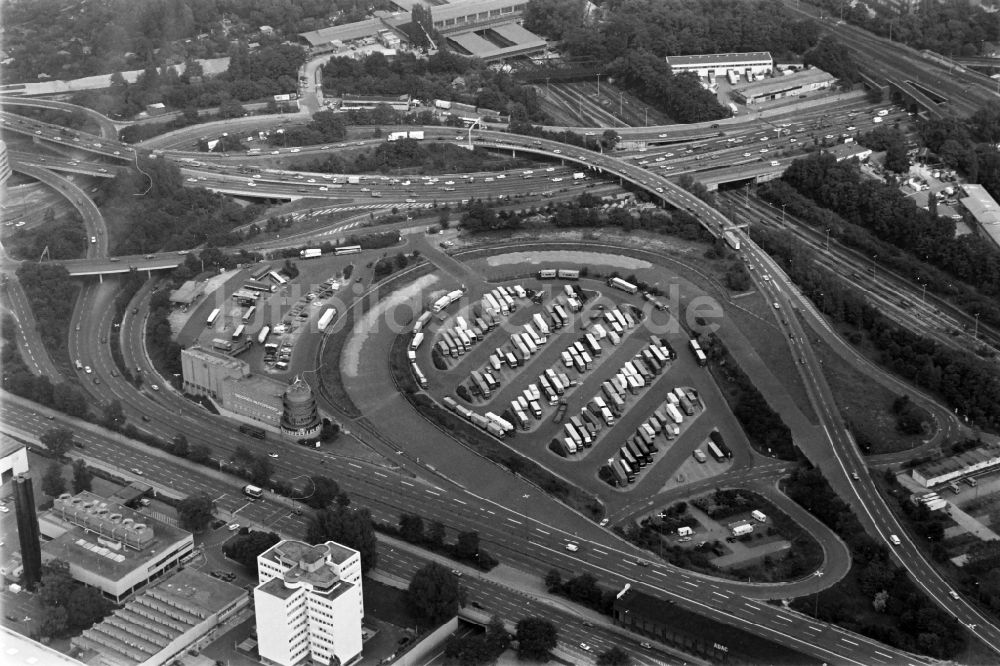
[{"xmin": 2, "ymin": 13, "xmax": 1000, "ymax": 664}]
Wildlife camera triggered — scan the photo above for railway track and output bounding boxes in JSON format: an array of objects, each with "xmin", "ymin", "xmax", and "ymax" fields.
[{"xmin": 722, "ymin": 192, "xmax": 1000, "ymax": 360}]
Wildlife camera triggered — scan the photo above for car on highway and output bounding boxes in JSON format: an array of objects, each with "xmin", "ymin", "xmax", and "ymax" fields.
[
  {"xmin": 0, "ymin": 506, "xmax": 9, "ymax": 513},
  {"xmin": 873, "ymin": 116, "xmax": 883, "ymax": 123},
  {"xmin": 290, "ymin": 148, "xmax": 300, "ymax": 153},
  {"xmin": 846, "ymin": 126, "xmax": 856, "ymax": 131},
  {"xmin": 228, "ymin": 523, "xmax": 241, "ymax": 531},
  {"xmin": 580, "ymin": 643, "xmax": 592, "ymax": 652},
  {"xmin": 762, "ymin": 275, "xmax": 770, "ymax": 281},
  {"xmin": 852, "ymin": 472, "xmax": 860, "ymax": 481},
  {"xmin": 90, "ymin": 236, "xmax": 97, "ymax": 243},
  {"xmin": 319, "ymin": 186, "xmax": 328, "ymax": 191},
  {"xmin": 658, "ymin": 133, "xmax": 669, "ymax": 138},
  {"xmin": 553, "ymin": 149, "xmax": 561, "ymax": 154},
  {"xmin": 131, "ymin": 468, "xmax": 144, "ymax": 476},
  {"xmin": 551, "ymin": 177, "xmax": 563, "ymax": 182},
  {"xmin": 84, "ymin": 366, "xmax": 92, "ymax": 374},
  {"xmin": 599, "ymin": 518, "xmax": 609, "ymax": 526},
  {"xmin": 759, "ymin": 148, "xmax": 768, "ymax": 153},
  {"xmin": 151, "ymin": 384, "xmax": 160, "ymax": 391},
  {"xmin": 640, "ymin": 642, "xmax": 652, "ymax": 649},
  {"xmin": 655, "ymin": 187, "xmax": 664, "ymax": 193},
  {"xmin": 949, "ymin": 590, "xmax": 959, "ymax": 600},
  {"xmin": 565, "ymin": 542, "xmax": 579, "ymax": 552},
  {"xmin": 773, "ymin": 302, "xmax": 780, "ymax": 310},
  {"xmin": 268, "ymin": 452, "xmax": 279, "ymax": 458},
  {"xmin": 545, "ymin": 167, "xmax": 555, "ymax": 172},
  {"xmin": 889, "ymin": 534, "xmax": 901, "ymax": 545},
  {"xmin": 247, "ymin": 181, "xmax": 256, "ymax": 186},
  {"xmin": 743, "ymin": 152, "xmax": 752, "ymax": 157},
  {"xmin": 770, "ymin": 161, "xmax": 780, "ymax": 166}
]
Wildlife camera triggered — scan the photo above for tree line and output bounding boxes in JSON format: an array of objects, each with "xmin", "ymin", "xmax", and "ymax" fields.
[
  {"xmin": 292, "ymin": 137, "xmax": 522, "ymax": 176},
  {"xmin": 764, "ymin": 150, "xmax": 1000, "ymax": 326},
  {"xmin": 321, "ymin": 51, "xmax": 548, "ymax": 123},
  {"xmin": 754, "ymin": 226, "xmax": 1000, "ymax": 431},
  {"xmin": 700, "ymin": 332, "xmax": 798, "ymax": 460},
  {"xmin": 96, "ymin": 158, "xmax": 263, "ymax": 254},
  {"xmin": 811, "ymin": 0, "xmax": 999, "ymax": 58}
]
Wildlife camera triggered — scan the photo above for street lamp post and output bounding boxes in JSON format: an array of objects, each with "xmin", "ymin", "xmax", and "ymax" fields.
[
  {"xmin": 780, "ymin": 203, "xmax": 787, "ymax": 225},
  {"xmin": 597, "ymin": 74, "xmax": 601, "ymax": 97},
  {"xmin": 974, "ymin": 312, "xmax": 980, "ymax": 340},
  {"xmin": 825, "ymin": 227, "xmax": 830, "ymax": 250},
  {"xmin": 872, "ymin": 254, "xmax": 878, "ymax": 280}
]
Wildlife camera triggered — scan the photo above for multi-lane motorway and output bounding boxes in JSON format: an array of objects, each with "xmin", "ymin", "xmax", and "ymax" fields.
[{"xmin": 3, "ymin": 42, "xmax": 1000, "ymax": 662}]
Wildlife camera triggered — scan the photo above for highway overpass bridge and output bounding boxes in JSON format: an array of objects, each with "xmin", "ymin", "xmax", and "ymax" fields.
[
  {"xmin": 10, "ymin": 151, "xmax": 117, "ymax": 178},
  {"xmin": 61, "ymin": 256, "xmax": 184, "ymax": 277}
]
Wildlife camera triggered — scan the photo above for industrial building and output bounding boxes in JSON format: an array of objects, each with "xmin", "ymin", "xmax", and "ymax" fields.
[
  {"xmin": 339, "ymin": 93, "xmax": 412, "ymax": 111},
  {"xmin": 71, "ymin": 568, "xmax": 247, "ymax": 666},
  {"xmin": 254, "ymin": 539, "xmax": 364, "ymax": 666},
  {"xmin": 825, "ymin": 143, "xmax": 873, "ymax": 162},
  {"xmin": 39, "ymin": 491, "xmax": 195, "ymax": 602},
  {"xmin": 731, "ymin": 68, "xmax": 835, "ymax": 105},
  {"xmin": 960, "ymin": 184, "xmax": 1000, "ymax": 251},
  {"xmin": 425, "ymin": 0, "xmax": 528, "ymax": 35},
  {"xmin": 911, "ymin": 443, "xmax": 1000, "ymax": 488},
  {"xmin": 299, "ymin": 18, "xmax": 409, "ymax": 54},
  {"xmin": 168, "ymin": 280, "xmax": 203, "ymax": 306},
  {"xmin": 665, "ymin": 52, "xmax": 773, "ymax": 78},
  {"xmin": 280, "ymin": 375, "xmax": 322, "ymax": 437},
  {"xmin": 445, "ymin": 22, "xmax": 546, "ymax": 62},
  {"xmin": 181, "ymin": 346, "xmax": 322, "ymax": 434}
]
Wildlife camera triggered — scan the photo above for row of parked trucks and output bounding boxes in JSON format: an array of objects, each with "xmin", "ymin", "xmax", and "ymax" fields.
[
  {"xmin": 441, "ymin": 396, "xmax": 511, "ymax": 438},
  {"xmin": 608, "ymin": 380, "xmax": 699, "ymax": 485},
  {"xmin": 689, "ymin": 337, "xmax": 708, "ymax": 367},
  {"xmin": 558, "ymin": 336, "xmax": 674, "ymax": 458}
]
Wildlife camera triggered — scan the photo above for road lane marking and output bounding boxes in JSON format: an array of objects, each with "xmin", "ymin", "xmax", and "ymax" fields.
[
  {"xmin": 348, "ymin": 462, "xmax": 361, "ymax": 469},
  {"xmin": 774, "ymin": 614, "xmax": 794, "ymax": 623},
  {"xmin": 507, "ymin": 517, "xmax": 522, "ymax": 525},
  {"xmin": 712, "ymin": 591, "xmax": 729, "ymax": 599},
  {"xmin": 874, "ymin": 651, "xmax": 893, "ymax": 659},
  {"xmin": 400, "ymin": 481, "xmax": 414, "ymax": 487},
  {"xmin": 592, "ymin": 548, "xmax": 607, "ymax": 555},
  {"xmin": 840, "ymin": 638, "xmax": 859, "ymax": 646},
  {"xmin": 373, "ymin": 472, "xmax": 386, "ymax": 478},
  {"xmin": 536, "ymin": 528, "xmax": 549, "ymax": 535},
  {"xmin": 426, "ymin": 490, "xmax": 440, "ymax": 496}
]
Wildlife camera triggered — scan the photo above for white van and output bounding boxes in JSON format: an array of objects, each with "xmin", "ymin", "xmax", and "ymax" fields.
[{"xmin": 889, "ymin": 534, "xmax": 901, "ymax": 546}]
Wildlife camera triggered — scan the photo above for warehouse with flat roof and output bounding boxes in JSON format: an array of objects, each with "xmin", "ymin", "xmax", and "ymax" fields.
[
  {"xmin": 665, "ymin": 52, "xmax": 773, "ymax": 78},
  {"xmin": 960, "ymin": 184, "xmax": 1000, "ymax": 251},
  {"xmin": 911, "ymin": 443, "xmax": 1000, "ymax": 487},
  {"xmin": 731, "ymin": 68, "xmax": 835, "ymax": 105}
]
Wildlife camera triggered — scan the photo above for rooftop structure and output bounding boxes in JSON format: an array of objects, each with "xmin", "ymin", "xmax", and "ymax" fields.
[
  {"xmin": 731, "ymin": 68, "xmax": 835, "ymax": 105},
  {"xmin": 72, "ymin": 568, "xmax": 247, "ymax": 666},
  {"xmin": 168, "ymin": 280, "xmax": 203, "ymax": 305},
  {"xmin": 13, "ymin": 473, "xmax": 42, "ymax": 589},
  {"xmin": 280, "ymin": 375, "xmax": 322, "ymax": 437},
  {"xmin": 446, "ymin": 22, "xmax": 546, "ymax": 61},
  {"xmin": 825, "ymin": 143, "xmax": 873, "ymax": 162},
  {"xmin": 912, "ymin": 442, "xmax": 1000, "ymax": 487},
  {"xmin": 255, "ymin": 540, "xmax": 363, "ymax": 666},
  {"xmin": 665, "ymin": 52, "xmax": 773, "ymax": 77},
  {"xmin": 2, "ymin": 626, "xmax": 87, "ymax": 666},
  {"xmin": 39, "ymin": 491, "xmax": 194, "ymax": 602},
  {"xmin": 960, "ymin": 184, "xmax": 1000, "ymax": 251},
  {"xmin": 1, "ymin": 433, "xmax": 29, "ymax": 481},
  {"xmin": 421, "ymin": 0, "xmax": 528, "ymax": 35}
]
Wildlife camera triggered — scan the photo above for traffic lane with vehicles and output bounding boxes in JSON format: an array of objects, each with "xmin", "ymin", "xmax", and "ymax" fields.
[
  {"xmin": 0, "ymin": 277, "xmax": 64, "ymax": 380},
  {"xmin": 375, "ymin": 545, "xmax": 686, "ymax": 665},
  {"xmin": 10, "ymin": 162, "xmax": 108, "ymax": 259},
  {"xmin": 749, "ymin": 241, "xmax": 1000, "ymax": 651},
  {"xmin": 4, "ymin": 395, "xmax": 906, "ymax": 665}
]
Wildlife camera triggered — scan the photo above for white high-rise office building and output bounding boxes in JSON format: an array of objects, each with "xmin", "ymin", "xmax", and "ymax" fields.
[{"xmin": 254, "ymin": 540, "xmax": 363, "ymax": 666}]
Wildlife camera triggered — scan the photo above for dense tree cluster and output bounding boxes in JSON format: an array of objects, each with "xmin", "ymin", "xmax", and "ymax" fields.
[
  {"xmin": 757, "ymin": 179, "xmax": 1000, "ymax": 331},
  {"xmin": 70, "ymin": 42, "xmax": 305, "ymax": 119},
  {"xmin": 459, "ymin": 191, "xmax": 714, "ymax": 241},
  {"xmin": 754, "ymin": 227, "xmax": 1000, "ymax": 430},
  {"xmin": 773, "ymin": 152, "xmax": 1000, "ymax": 304},
  {"xmin": 803, "ymin": 36, "xmax": 860, "ymax": 83},
  {"xmin": 177, "ymin": 492, "xmax": 216, "ymax": 532},
  {"xmin": 14, "ymin": 263, "xmax": 78, "ymax": 361},
  {"xmin": 785, "ymin": 466, "xmax": 966, "ymax": 658},
  {"xmin": 223, "ymin": 530, "xmax": 281, "ymax": 574},
  {"xmin": 6, "ymin": 210, "xmax": 86, "ymax": 262},
  {"xmin": 918, "ymin": 104, "xmax": 1000, "ymax": 201},
  {"xmin": 443, "ymin": 616, "xmax": 510, "ymax": 665},
  {"xmin": 543, "ymin": 570, "xmax": 618, "ymax": 614},
  {"xmin": 527, "ymin": 0, "xmax": 819, "ymax": 61},
  {"xmin": 1, "ymin": 317, "xmax": 90, "ymax": 418},
  {"xmin": 811, "ymin": 0, "xmax": 999, "ymax": 57},
  {"xmin": 305, "ymin": 504, "xmax": 379, "ymax": 572},
  {"xmin": 96, "ymin": 159, "xmax": 261, "ymax": 254},
  {"xmin": 35, "ymin": 561, "xmax": 112, "ymax": 638},
  {"xmin": 397, "ymin": 513, "xmax": 499, "ymax": 570},
  {"xmin": 295, "ymin": 139, "xmax": 519, "ymax": 176},
  {"xmin": 606, "ymin": 51, "xmax": 728, "ymax": 124},
  {"xmin": 515, "ymin": 617, "xmax": 558, "ymax": 661},
  {"xmin": 406, "ymin": 562, "xmax": 466, "ymax": 627},
  {"xmin": 700, "ymin": 334, "xmax": 798, "ymax": 460},
  {"xmin": 321, "ymin": 51, "xmax": 547, "ymax": 122},
  {"xmin": 4, "ymin": 0, "xmax": 390, "ymax": 84}
]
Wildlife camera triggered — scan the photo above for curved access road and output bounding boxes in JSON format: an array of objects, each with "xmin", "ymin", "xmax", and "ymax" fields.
[
  {"xmin": 10, "ymin": 161, "xmax": 108, "ymax": 258},
  {"xmin": 0, "ymin": 94, "xmax": 120, "ymax": 140}
]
